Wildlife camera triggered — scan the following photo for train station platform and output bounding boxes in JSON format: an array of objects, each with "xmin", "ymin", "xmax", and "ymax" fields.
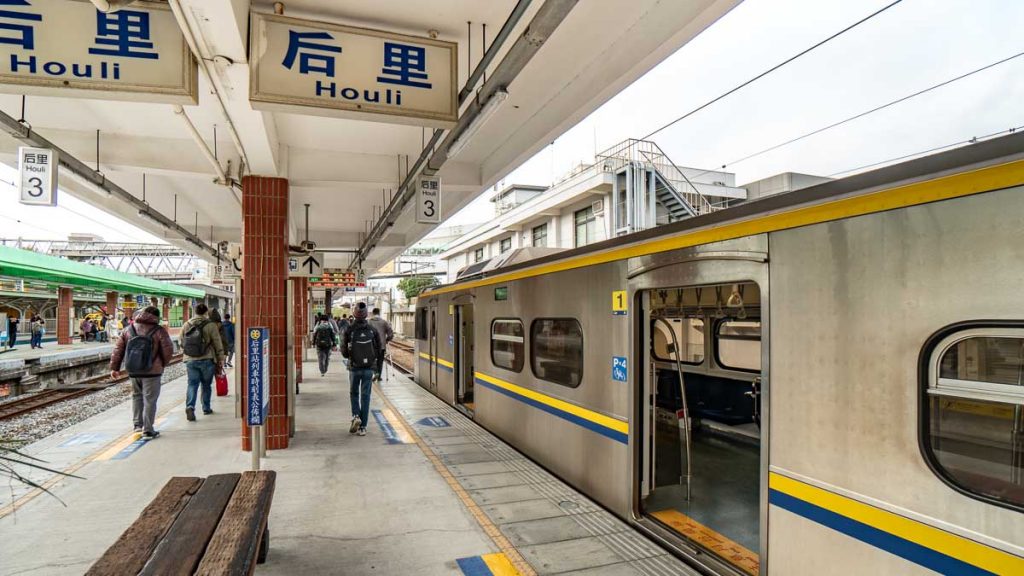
[{"xmin": 0, "ymin": 357, "xmax": 696, "ymax": 576}]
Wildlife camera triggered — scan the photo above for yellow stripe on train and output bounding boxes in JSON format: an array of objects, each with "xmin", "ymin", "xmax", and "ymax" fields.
[
  {"xmin": 769, "ymin": 472, "xmax": 1024, "ymax": 575},
  {"xmin": 474, "ymin": 371, "xmax": 628, "ymax": 436},
  {"xmin": 418, "ymin": 352, "xmax": 454, "ymax": 369}
]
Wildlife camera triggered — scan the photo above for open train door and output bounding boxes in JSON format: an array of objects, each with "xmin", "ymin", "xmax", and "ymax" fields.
[
  {"xmin": 453, "ymin": 302, "xmax": 475, "ymax": 415},
  {"xmin": 631, "ymin": 237, "xmax": 769, "ymax": 576}
]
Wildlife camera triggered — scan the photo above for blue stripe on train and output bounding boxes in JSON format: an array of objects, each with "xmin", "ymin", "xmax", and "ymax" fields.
[
  {"xmin": 768, "ymin": 490, "xmax": 995, "ymax": 576},
  {"xmin": 474, "ymin": 377, "xmax": 627, "ymax": 445}
]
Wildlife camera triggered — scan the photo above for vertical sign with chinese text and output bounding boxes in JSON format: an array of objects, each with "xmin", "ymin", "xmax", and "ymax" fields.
[
  {"xmin": 0, "ymin": 0, "xmax": 197, "ymax": 104},
  {"xmin": 247, "ymin": 327, "xmax": 270, "ymax": 426},
  {"xmin": 18, "ymin": 146, "xmax": 57, "ymax": 205},
  {"xmin": 416, "ymin": 175, "xmax": 441, "ymax": 224},
  {"xmin": 250, "ymin": 12, "xmax": 457, "ymax": 127}
]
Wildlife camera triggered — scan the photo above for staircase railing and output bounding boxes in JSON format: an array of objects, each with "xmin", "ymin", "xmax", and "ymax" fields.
[{"xmin": 595, "ymin": 139, "xmax": 716, "ymax": 215}]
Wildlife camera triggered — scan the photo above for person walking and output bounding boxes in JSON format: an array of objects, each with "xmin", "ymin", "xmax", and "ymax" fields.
[
  {"xmin": 106, "ymin": 314, "xmax": 120, "ymax": 343},
  {"xmin": 222, "ymin": 313, "xmax": 236, "ymax": 368},
  {"xmin": 7, "ymin": 315, "xmax": 18, "ymax": 349},
  {"xmin": 35, "ymin": 316, "xmax": 46, "ymax": 348},
  {"xmin": 179, "ymin": 303, "xmax": 225, "ymax": 421},
  {"xmin": 338, "ymin": 314, "xmax": 350, "ymax": 335},
  {"xmin": 312, "ymin": 314, "xmax": 337, "ymax": 376},
  {"xmin": 110, "ymin": 306, "xmax": 173, "ymax": 439},
  {"xmin": 29, "ymin": 315, "xmax": 41, "ymax": 349},
  {"xmin": 341, "ymin": 302, "xmax": 381, "ymax": 436},
  {"xmin": 367, "ymin": 308, "xmax": 394, "ymax": 382}
]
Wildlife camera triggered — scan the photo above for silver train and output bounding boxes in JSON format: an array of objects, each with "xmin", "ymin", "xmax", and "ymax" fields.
[{"xmin": 414, "ymin": 134, "xmax": 1024, "ymax": 575}]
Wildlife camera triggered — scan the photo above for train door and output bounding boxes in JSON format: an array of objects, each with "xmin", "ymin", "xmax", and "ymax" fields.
[
  {"xmin": 453, "ymin": 304, "xmax": 475, "ymax": 414},
  {"xmin": 631, "ymin": 244, "xmax": 768, "ymax": 576},
  {"xmin": 428, "ymin": 305, "xmax": 438, "ymax": 392}
]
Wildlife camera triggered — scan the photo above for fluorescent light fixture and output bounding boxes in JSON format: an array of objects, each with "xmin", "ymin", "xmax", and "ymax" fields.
[{"xmin": 446, "ymin": 89, "xmax": 509, "ymax": 159}]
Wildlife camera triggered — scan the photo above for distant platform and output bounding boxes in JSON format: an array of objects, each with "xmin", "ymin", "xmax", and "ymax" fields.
[{"xmin": 0, "ymin": 356, "xmax": 697, "ymax": 575}]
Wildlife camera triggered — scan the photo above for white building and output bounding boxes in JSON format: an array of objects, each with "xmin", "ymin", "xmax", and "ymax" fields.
[{"xmin": 440, "ymin": 139, "xmax": 747, "ymax": 282}]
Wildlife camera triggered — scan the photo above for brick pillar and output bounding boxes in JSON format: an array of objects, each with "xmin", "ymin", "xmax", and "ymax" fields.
[
  {"xmin": 57, "ymin": 287, "xmax": 73, "ymax": 345},
  {"xmin": 292, "ymin": 277, "xmax": 308, "ymax": 384},
  {"xmin": 241, "ymin": 176, "xmax": 290, "ymax": 451},
  {"xmin": 182, "ymin": 299, "xmax": 191, "ymax": 324},
  {"xmin": 105, "ymin": 291, "xmax": 118, "ymax": 317},
  {"xmin": 162, "ymin": 298, "xmax": 170, "ymax": 326}
]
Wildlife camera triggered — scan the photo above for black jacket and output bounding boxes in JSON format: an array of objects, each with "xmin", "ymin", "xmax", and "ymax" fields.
[{"xmin": 340, "ymin": 319, "xmax": 381, "ymax": 363}]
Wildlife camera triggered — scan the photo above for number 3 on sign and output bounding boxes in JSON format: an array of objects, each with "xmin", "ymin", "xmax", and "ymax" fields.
[{"xmin": 612, "ymin": 290, "xmax": 627, "ymax": 316}]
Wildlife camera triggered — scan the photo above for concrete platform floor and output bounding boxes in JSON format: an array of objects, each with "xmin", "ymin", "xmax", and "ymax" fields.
[{"xmin": 0, "ymin": 354, "xmax": 698, "ymax": 576}]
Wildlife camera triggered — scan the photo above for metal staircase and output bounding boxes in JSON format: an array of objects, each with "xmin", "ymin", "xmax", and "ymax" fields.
[{"xmin": 597, "ymin": 139, "xmax": 716, "ymax": 218}]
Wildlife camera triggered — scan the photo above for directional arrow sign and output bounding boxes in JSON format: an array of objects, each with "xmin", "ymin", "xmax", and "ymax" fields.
[{"xmin": 288, "ymin": 251, "xmax": 323, "ymax": 277}]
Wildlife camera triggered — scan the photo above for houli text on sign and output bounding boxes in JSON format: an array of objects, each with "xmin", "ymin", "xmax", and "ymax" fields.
[
  {"xmin": 0, "ymin": 0, "xmax": 197, "ymax": 104},
  {"xmin": 250, "ymin": 13, "xmax": 457, "ymax": 127},
  {"xmin": 18, "ymin": 146, "xmax": 57, "ymax": 206}
]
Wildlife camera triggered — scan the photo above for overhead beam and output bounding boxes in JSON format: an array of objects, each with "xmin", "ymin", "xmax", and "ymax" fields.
[{"xmin": 0, "ymin": 111, "xmax": 219, "ymax": 258}]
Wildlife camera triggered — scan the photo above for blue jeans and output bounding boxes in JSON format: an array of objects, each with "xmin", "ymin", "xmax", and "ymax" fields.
[
  {"xmin": 349, "ymin": 368, "xmax": 373, "ymax": 427},
  {"xmin": 186, "ymin": 359, "xmax": 215, "ymax": 412}
]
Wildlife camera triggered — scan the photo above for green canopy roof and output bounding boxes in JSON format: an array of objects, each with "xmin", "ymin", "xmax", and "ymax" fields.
[{"xmin": 0, "ymin": 245, "xmax": 204, "ymax": 299}]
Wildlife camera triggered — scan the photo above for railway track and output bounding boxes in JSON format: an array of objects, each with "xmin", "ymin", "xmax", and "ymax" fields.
[
  {"xmin": 0, "ymin": 354, "xmax": 183, "ymax": 421},
  {"xmin": 388, "ymin": 339, "xmax": 414, "ymax": 353},
  {"xmin": 387, "ymin": 339, "xmax": 415, "ymax": 374}
]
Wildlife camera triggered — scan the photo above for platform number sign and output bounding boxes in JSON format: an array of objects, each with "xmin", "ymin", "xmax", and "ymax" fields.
[
  {"xmin": 612, "ymin": 356, "xmax": 628, "ymax": 382},
  {"xmin": 416, "ymin": 175, "xmax": 441, "ymax": 224},
  {"xmin": 612, "ymin": 290, "xmax": 628, "ymax": 316},
  {"xmin": 18, "ymin": 147, "xmax": 58, "ymax": 206},
  {"xmin": 247, "ymin": 327, "xmax": 270, "ymax": 426}
]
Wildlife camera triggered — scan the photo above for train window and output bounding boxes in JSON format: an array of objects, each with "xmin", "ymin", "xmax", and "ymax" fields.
[
  {"xmin": 531, "ymin": 318, "xmax": 584, "ymax": 387},
  {"xmin": 653, "ymin": 318, "xmax": 704, "ymax": 364},
  {"xmin": 923, "ymin": 328, "xmax": 1024, "ymax": 511},
  {"xmin": 491, "ymin": 319, "xmax": 525, "ymax": 372},
  {"xmin": 415, "ymin": 308, "xmax": 428, "ymax": 340},
  {"xmin": 715, "ymin": 320, "xmax": 761, "ymax": 372}
]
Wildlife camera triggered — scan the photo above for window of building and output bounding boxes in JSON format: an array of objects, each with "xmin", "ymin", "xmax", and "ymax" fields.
[
  {"xmin": 500, "ymin": 237, "xmax": 512, "ymax": 254},
  {"xmin": 531, "ymin": 318, "xmax": 584, "ymax": 387},
  {"xmin": 715, "ymin": 320, "xmax": 761, "ymax": 372},
  {"xmin": 574, "ymin": 206, "xmax": 597, "ymax": 248},
  {"xmin": 532, "ymin": 223, "xmax": 548, "ymax": 247},
  {"xmin": 923, "ymin": 326, "xmax": 1024, "ymax": 511},
  {"xmin": 653, "ymin": 318, "xmax": 705, "ymax": 364},
  {"xmin": 474, "ymin": 247, "xmax": 484, "ymax": 262},
  {"xmin": 491, "ymin": 319, "xmax": 524, "ymax": 372}
]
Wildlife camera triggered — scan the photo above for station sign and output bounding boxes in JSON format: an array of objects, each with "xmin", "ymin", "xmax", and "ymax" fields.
[
  {"xmin": 288, "ymin": 251, "xmax": 322, "ymax": 277},
  {"xmin": 249, "ymin": 12, "xmax": 457, "ymax": 127},
  {"xmin": 0, "ymin": 0, "xmax": 197, "ymax": 104},
  {"xmin": 18, "ymin": 146, "xmax": 57, "ymax": 206},
  {"xmin": 246, "ymin": 327, "xmax": 270, "ymax": 426},
  {"xmin": 416, "ymin": 175, "xmax": 441, "ymax": 224}
]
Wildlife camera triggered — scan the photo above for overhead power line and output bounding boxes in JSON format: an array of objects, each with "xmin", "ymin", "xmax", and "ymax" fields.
[
  {"xmin": 829, "ymin": 123, "xmax": 1024, "ymax": 177},
  {"xmin": 640, "ymin": 0, "xmax": 905, "ymax": 141},
  {"xmin": 720, "ymin": 50, "xmax": 1024, "ymax": 168}
]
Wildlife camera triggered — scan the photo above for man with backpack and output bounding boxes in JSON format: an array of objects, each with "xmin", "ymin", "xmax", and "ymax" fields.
[
  {"xmin": 341, "ymin": 302, "xmax": 380, "ymax": 436},
  {"xmin": 110, "ymin": 306, "xmax": 173, "ymax": 438},
  {"xmin": 312, "ymin": 314, "xmax": 337, "ymax": 376},
  {"xmin": 179, "ymin": 302, "xmax": 226, "ymax": 421}
]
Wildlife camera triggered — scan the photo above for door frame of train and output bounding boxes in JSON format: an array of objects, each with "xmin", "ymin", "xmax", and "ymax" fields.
[
  {"xmin": 628, "ymin": 245, "xmax": 770, "ymax": 576},
  {"xmin": 428, "ymin": 302, "xmax": 438, "ymax": 393},
  {"xmin": 453, "ymin": 302, "xmax": 475, "ymax": 414}
]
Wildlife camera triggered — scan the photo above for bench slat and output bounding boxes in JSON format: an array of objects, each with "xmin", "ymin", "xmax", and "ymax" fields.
[
  {"xmin": 139, "ymin": 473, "xmax": 241, "ymax": 576},
  {"xmin": 86, "ymin": 476, "xmax": 203, "ymax": 576},
  {"xmin": 196, "ymin": 471, "xmax": 277, "ymax": 576}
]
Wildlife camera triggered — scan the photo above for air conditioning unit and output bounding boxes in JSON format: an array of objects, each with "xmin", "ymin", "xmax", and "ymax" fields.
[{"xmin": 591, "ymin": 199, "xmax": 604, "ymax": 215}]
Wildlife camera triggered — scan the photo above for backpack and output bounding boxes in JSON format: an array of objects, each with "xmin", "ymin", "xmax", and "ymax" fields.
[
  {"xmin": 182, "ymin": 319, "xmax": 209, "ymax": 357},
  {"xmin": 348, "ymin": 323, "xmax": 378, "ymax": 368},
  {"xmin": 124, "ymin": 325, "xmax": 157, "ymax": 376},
  {"xmin": 314, "ymin": 324, "xmax": 334, "ymax": 350}
]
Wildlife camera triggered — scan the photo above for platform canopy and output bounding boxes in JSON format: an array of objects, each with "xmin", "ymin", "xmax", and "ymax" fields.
[
  {"xmin": 0, "ymin": 245, "xmax": 204, "ymax": 299},
  {"xmin": 0, "ymin": 0, "xmax": 740, "ymax": 272}
]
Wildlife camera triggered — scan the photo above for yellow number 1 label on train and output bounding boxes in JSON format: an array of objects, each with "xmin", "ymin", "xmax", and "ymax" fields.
[{"xmin": 612, "ymin": 290, "xmax": 628, "ymax": 315}]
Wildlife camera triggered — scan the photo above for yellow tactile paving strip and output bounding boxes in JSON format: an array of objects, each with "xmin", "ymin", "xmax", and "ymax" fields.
[
  {"xmin": 0, "ymin": 399, "xmax": 182, "ymax": 519},
  {"xmin": 650, "ymin": 509, "xmax": 759, "ymax": 576},
  {"xmin": 375, "ymin": 384, "xmax": 534, "ymax": 576}
]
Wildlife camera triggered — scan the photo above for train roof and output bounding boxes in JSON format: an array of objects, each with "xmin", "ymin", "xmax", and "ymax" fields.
[{"xmin": 421, "ymin": 131, "xmax": 1024, "ymax": 298}]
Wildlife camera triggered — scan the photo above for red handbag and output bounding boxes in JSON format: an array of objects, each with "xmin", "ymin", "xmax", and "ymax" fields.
[{"xmin": 216, "ymin": 373, "xmax": 229, "ymax": 397}]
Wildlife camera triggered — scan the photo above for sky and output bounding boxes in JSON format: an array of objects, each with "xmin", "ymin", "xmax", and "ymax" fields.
[
  {"xmin": 1, "ymin": 0, "xmax": 1021, "ymax": 246},
  {"xmin": 439, "ymin": 0, "xmax": 1024, "ymax": 229}
]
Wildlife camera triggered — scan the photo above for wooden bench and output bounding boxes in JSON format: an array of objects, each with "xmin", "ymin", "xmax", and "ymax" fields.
[{"xmin": 87, "ymin": 471, "xmax": 276, "ymax": 576}]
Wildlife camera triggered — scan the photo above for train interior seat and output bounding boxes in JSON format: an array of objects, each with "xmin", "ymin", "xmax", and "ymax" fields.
[{"xmin": 656, "ymin": 369, "xmax": 756, "ymax": 428}]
